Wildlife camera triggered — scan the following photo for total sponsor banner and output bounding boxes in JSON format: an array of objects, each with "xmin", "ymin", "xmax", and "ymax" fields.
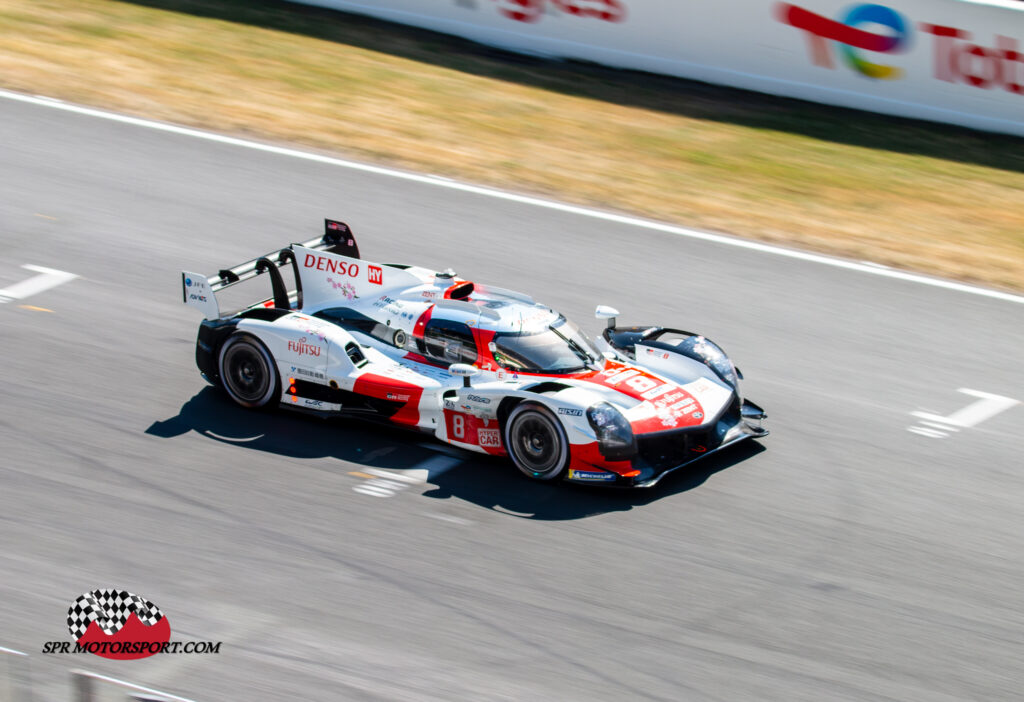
[{"xmin": 289, "ymin": 0, "xmax": 1024, "ymax": 136}]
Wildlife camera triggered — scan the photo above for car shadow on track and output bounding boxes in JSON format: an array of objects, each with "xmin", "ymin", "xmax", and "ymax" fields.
[{"xmin": 147, "ymin": 386, "xmax": 766, "ymax": 521}]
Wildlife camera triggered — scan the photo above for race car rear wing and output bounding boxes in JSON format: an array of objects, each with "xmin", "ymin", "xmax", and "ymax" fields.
[{"xmin": 181, "ymin": 219, "xmax": 359, "ymax": 320}]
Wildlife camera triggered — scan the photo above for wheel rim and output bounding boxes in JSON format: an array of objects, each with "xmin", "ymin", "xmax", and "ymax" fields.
[
  {"xmin": 223, "ymin": 343, "xmax": 270, "ymax": 403},
  {"xmin": 511, "ymin": 413, "xmax": 562, "ymax": 475}
]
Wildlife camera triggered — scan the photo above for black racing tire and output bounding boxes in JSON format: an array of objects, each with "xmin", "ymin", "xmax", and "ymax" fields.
[
  {"xmin": 218, "ymin": 334, "xmax": 280, "ymax": 409},
  {"xmin": 504, "ymin": 403, "xmax": 569, "ymax": 481}
]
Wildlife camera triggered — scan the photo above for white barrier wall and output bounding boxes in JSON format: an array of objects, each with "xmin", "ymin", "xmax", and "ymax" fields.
[{"xmin": 291, "ymin": 0, "xmax": 1024, "ymax": 137}]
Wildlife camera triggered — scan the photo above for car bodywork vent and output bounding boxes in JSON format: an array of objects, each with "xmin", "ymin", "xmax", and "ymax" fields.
[{"xmin": 523, "ymin": 381, "xmax": 572, "ymax": 395}]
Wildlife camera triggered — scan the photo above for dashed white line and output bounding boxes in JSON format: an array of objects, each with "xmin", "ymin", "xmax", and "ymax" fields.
[
  {"xmin": 911, "ymin": 389, "xmax": 1020, "ymax": 429},
  {"xmin": 352, "ymin": 456, "xmax": 462, "ymax": 498},
  {"xmin": 353, "ymin": 481, "xmax": 400, "ymax": 497},
  {"xmin": 0, "ymin": 264, "xmax": 77, "ymax": 303},
  {"xmin": 907, "ymin": 426, "xmax": 948, "ymax": 439},
  {"xmin": 364, "ymin": 467, "xmax": 426, "ymax": 484},
  {"xmin": 1, "ymin": 87, "xmax": 1022, "ymax": 305},
  {"xmin": 908, "ymin": 388, "xmax": 1019, "ymax": 439},
  {"xmin": 917, "ymin": 420, "xmax": 959, "ymax": 432}
]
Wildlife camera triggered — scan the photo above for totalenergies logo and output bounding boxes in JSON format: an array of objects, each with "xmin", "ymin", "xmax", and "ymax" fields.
[
  {"xmin": 491, "ymin": 0, "xmax": 625, "ymax": 24},
  {"xmin": 776, "ymin": 3, "xmax": 911, "ymax": 79}
]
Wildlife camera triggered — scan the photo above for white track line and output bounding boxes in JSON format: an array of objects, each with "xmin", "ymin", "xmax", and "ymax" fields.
[
  {"xmin": 911, "ymin": 389, "xmax": 1020, "ymax": 428},
  {"xmin": 917, "ymin": 420, "xmax": 958, "ymax": 432},
  {"xmin": 367, "ymin": 456, "xmax": 462, "ymax": 484},
  {"xmin": 2, "ymin": 88, "xmax": 1021, "ymax": 305},
  {"xmin": 0, "ymin": 264, "xmax": 77, "ymax": 303},
  {"xmin": 907, "ymin": 426, "xmax": 947, "ymax": 438},
  {"xmin": 70, "ymin": 670, "xmax": 199, "ymax": 702}
]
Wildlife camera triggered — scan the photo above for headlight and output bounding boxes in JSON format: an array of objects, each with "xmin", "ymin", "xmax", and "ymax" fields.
[
  {"xmin": 586, "ymin": 402, "xmax": 636, "ymax": 460},
  {"xmin": 688, "ymin": 336, "xmax": 739, "ymax": 389}
]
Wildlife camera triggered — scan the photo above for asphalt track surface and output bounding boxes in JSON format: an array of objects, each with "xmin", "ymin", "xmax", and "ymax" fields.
[{"xmin": 2, "ymin": 94, "xmax": 1022, "ymax": 701}]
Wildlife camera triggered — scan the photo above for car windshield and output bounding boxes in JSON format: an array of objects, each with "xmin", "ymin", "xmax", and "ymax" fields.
[{"xmin": 492, "ymin": 316, "xmax": 601, "ymax": 374}]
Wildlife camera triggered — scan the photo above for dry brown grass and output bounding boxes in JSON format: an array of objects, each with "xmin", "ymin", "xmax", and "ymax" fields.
[{"xmin": 1, "ymin": 0, "xmax": 1022, "ymax": 290}]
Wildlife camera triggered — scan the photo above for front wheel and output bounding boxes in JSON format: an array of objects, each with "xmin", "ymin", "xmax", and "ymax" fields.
[
  {"xmin": 504, "ymin": 403, "xmax": 569, "ymax": 481},
  {"xmin": 218, "ymin": 334, "xmax": 279, "ymax": 409}
]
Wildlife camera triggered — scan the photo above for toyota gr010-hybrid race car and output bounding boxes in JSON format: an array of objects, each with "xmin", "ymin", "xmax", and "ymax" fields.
[{"xmin": 181, "ymin": 220, "xmax": 767, "ymax": 487}]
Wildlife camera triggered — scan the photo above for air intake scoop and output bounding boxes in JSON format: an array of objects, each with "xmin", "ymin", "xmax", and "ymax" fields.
[{"xmin": 445, "ymin": 281, "xmax": 474, "ymax": 300}]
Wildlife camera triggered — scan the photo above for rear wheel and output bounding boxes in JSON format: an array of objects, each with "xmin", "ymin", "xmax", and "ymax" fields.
[
  {"xmin": 504, "ymin": 403, "xmax": 569, "ymax": 481},
  {"xmin": 218, "ymin": 334, "xmax": 279, "ymax": 409}
]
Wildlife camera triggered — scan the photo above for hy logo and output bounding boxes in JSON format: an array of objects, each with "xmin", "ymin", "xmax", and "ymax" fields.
[
  {"xmin": 67, "ymin": 589, "xmax": 171, "ymax": 660},
  {"xmin": 777, "ymin": 3, "xmax": 911, "ymax": 79}
]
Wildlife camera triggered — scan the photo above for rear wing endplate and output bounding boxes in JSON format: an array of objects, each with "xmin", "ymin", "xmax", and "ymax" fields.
[{"xmin": 181, "ymin": 219, "xmax": 358, "ymax": 320}]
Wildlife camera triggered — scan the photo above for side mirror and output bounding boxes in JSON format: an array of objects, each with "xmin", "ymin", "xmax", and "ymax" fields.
[
  {"xmin": 595, "ymin": 305, "xmax": 620, "ymax": 329},
  {"xmin": 449, "ymin": 363, "xmax": 480, "ymax": 387}
]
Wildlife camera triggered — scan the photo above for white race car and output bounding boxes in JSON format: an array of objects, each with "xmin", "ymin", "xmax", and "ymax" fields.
[{"xmin": 182, "ymin": 220, "xmax": 767, "ymax": 487}]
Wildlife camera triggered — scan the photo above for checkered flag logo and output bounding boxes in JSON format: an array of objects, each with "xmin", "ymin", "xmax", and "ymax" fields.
[{"xmin": 67, "ymin": 589, "xmax": 164, "ymax": 640}]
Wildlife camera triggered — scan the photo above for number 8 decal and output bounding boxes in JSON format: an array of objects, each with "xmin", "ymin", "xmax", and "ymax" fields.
[
  {"xmin": 625, "ymin": 375, "xmax": 659, "ymax": 393},
  {"xmin": 452, "ymin": 414, "xmax": 465, "ymax": 440}
]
